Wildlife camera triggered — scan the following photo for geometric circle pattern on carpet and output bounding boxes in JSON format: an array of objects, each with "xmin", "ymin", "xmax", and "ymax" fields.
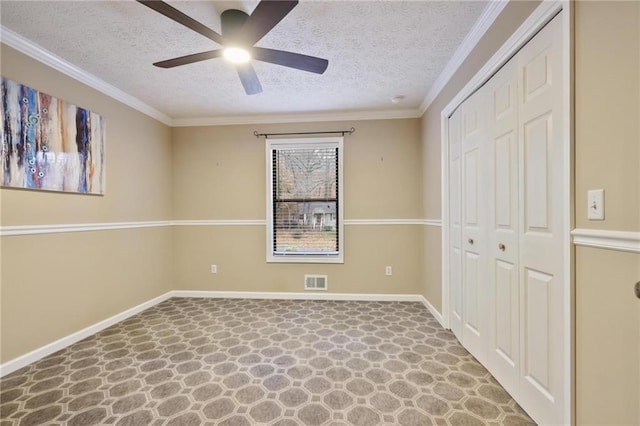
[{"xmin": 0, "ymin": 298, "xmax": 536, "ymax": 425}]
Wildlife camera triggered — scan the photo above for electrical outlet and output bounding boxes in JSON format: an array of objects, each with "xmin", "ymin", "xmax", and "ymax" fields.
[
  {"xmin": 385, "ymin": 266, "xmax": 392, "ymax": 276},
  {"xmin": 211, "ymin": 264, "xmax": 218, "ymax": 274},
  {"xmin": 587, "ymin": 189, "xmax": 604, "ymax": 220}
]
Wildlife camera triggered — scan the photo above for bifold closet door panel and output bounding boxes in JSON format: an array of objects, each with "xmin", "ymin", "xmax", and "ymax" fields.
[
  {"xmin": 445, "ymin": 11, "xmax": 566, "ymax": 426},
  {"xmin": 448, "ymin": 108, "xmax": 464, "ymax": 341},
  {"xmin": 460, "ymin": 88, "xmax": 489, "ymax": 364},
  {"xmin": 516, "ymin": 14, "xmax": 565, "ymax": 425},
  {"xmin": 486, "ymin": 58, "xmax": 520, "ymax": 398}
]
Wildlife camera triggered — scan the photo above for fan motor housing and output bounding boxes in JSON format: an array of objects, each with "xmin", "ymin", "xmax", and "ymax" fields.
[{"xmin": 221, "ymin": 9, "xmax": 249, "ymax": 41}]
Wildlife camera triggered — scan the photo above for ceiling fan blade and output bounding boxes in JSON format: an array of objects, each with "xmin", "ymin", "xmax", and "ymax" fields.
[
  {"xmin": 239, "ymin": 1, "xmax": 298, "ymax": 45},
  {"xmin": 153, "ymin": 50, "xmax": 224, "ymax": 68},
  {"xmin": 137, "ymin": 0, "xmax": 225, "ymax": 45},
  {"xmin": 252, "ymin": 47, "xmax": 328, "ymax": 74},
  {"xmin": 236, "ymin": 64, "xmax": 263, "ymax": 95}
]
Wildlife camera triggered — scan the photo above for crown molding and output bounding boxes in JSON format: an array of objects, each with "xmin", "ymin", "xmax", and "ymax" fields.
[
  {"xmin": 0, "ymin": 25, "xmax": 421, "ymax": 128},
  {"xmin": 171, "ymin": 108, "xmax": 422, "ymax": 127},
  {"xmin": 440, "ymin": 1, "xmax": 563, "ymax": 122},
  {"xmin": 2, "ymin": 0, "xmax": 504, "ymax": 129},
  {"xmin": 419, "ymin": 0, "xmax": 508, "ymax": 114},
  {"xmin": 0, "ymin": 25, "xmax": 173, "ymax": 126}
]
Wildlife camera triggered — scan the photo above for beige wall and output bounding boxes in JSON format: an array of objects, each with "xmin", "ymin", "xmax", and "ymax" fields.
[
  {"xmin": 420, "ymin": 1, "xmax": 639, "ymax": 423},
  {"xmin": 575, "ymin": 1, "xmax": 639, "ymax": 231},
  {"xmin": 0, "ymin": 45, "xmax": 174, "ymax": 362},
  {"xmin": 2, "ymin": 4, "xmax": 639, "ymax": 423},
  {"xmin": 174, "ymin": 226, "xmax": 422, "ymax": 295},
  {"xmin": 420, "ymin": 1, "xmax": 541, "ymax": 311},
  {"xmin": 575, "ymin": 246, "xmax": 639, "ymax": 425},
  {"xmin": 574, "ymin": 2, "xmax": 639, "ymax": 424},
  {"xmin": 172, "ymin": 119, "xmax": 424, "ymax": 295}
]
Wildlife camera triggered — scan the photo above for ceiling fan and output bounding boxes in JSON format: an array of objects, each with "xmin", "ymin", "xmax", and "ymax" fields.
[{"xmin": 137, "ymin": 0, "xmax": 329, "ymax": 95}]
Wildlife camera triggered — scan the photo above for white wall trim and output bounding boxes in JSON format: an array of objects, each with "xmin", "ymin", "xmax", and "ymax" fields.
[
  {"xmin": 173, "ymin": 220, "xmax": 267, "ymax": 227},
  {"xmin": 0, "ymin": 26, "xmax": 173, "ymax": 126},
  {"xmin": 0, "ymin": 221, "xmax": 172, "ymax": 237},
  {"xmin": 440, "ymin": 0, "xmax": 565, "ymax": 342},
  {"xmin": 0, "ymin": 291, "xmax": 173, "ymax": 378},
  {"xmin": 172, "ymin": 290, "xmax": 425, "ymax": 303},
  {"xmin": 422, "ymin": 219, "xmax": 442, "ymax": 227},
  {"xmin": 174, "ymin": 219, "xmax": 438, "ymax": 227},
  {"xmin": 0, "ymin": 1, "xmax": 508, "ymax": 128},
  {"xmin": 562, "ymin": 6, "xmax": 575, "ymax": 424},
  {"xmin": 438, "ymin": 2, "xmax": 571, "ymax": 424},
  {"xmin": 172, "ymin": 109, "xmax": 422, "ymax": 127},
  {"xmin": 419, "ymin": 0, "xmax": 509, "ymax": 113},
  {"xmin": 1, "ymin": 290, "xmax": 437, "ymax": 376},
  {"xmin": 572, "ymin": 228, "xmax": 640, "ymax": 254},
  {"xmin": 1, "ymin": 0, "xmax": 507, "ymax": 128},
  {"xmin": 345, "ymin": 219, "xmax": 427, "ymax": 226},
  {"xmin": 418, "ymin": 296, "xmax": 445, "ymax": 327},
  {"xmin": 440, "ymin": 1, "xmax": 564, "ymax": 120},
  {"xmin": 0, "ymin": 24, "xmax": 420, "ymax": 128},
  {"xmin": 0, "ymin": 219, "xmax": 444, "ymax": 236}
]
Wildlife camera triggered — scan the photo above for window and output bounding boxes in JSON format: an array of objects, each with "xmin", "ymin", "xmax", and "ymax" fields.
[{"xmin": 266, "ymin": 137, "xmax": 344, "ymax": 263}]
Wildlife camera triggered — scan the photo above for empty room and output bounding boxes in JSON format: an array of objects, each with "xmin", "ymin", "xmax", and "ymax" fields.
[{"xmin": 1, "ymin": 1, "xmax": 638, "ymax": 425}]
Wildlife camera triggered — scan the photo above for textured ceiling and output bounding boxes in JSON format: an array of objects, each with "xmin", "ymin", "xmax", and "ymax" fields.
[{"xmin": 0, "ymin": 1, "xmax": 488, "ymax": 121}]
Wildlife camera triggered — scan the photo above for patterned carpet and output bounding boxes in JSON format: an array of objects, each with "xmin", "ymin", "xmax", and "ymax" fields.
[{"xmin": 0, "ymin": 298, "xmax": 535, "ymax": 425}]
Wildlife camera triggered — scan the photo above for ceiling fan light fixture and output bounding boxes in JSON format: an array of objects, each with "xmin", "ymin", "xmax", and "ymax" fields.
[
  {"xmin": 224, "ymin": 47, "xmax": 251, "ymax": 64},
  {"xmin": 138, "ymin": 0, "xmax": 328, "ymax": 95}
]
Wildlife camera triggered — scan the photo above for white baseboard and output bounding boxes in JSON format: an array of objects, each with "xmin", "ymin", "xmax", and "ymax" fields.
[
  {"xmin": 174, "ymin": 291, "xmax": 447, "ymax": 328},
  {"xmin": 171, "ymin": 290, "xmax": 424, "ymax": 303},
  {"xmin": 0, "ymin": 290, "xmax": 446, "ymax": 377},
  {"xmin": 0, "ymin": 291, "xmax": 173, "ymax": 378},
  {"xmin": 418, "ymin": 295, "xmax": 445, "ymax": 327}
]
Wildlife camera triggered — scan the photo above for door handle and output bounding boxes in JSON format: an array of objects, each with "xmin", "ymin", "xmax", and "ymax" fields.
[
  {"xmin": 498, "ymin": 243, "xmax": 506, "ymax": 251},
  {"xmin": 635, "ymin": 281, "xmax": 640, "ymax": 299},
  {"xmin": 468, "ymin": 238, "xmax": 474, "ymax": 245}
]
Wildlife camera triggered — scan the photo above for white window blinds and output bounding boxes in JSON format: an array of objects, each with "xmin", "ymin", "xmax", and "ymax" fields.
[{"xmin": 267, "ymin": 137, "xmax": 344, "ymax": 263}]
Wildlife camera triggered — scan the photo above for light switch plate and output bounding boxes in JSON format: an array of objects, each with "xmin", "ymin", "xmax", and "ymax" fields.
[{"xmin": 587, "ymin": 189, "xmax": 604, "ymax": 220}]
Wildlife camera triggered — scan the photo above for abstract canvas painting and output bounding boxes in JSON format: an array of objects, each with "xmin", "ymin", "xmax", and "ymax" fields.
[{"xmin": 1, "ymin": 77, "xmax": 105, "ymax": 194}]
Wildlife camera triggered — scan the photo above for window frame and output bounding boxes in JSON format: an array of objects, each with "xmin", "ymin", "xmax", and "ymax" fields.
[{"xmin": 266, "ymin": 136, "xmax": 344, "ymax": 264}]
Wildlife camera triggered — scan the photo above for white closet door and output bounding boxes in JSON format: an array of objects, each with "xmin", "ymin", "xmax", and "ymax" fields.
[
  {"xmin": 448, "ymin": 108, "xmax": 463, "ymax": 340},
  {"xmin": 516, "ymin": 14, "xmax": 565, "ymax": 425},
  {"xmin": 486, "ymin": 59, "xmax": 520, "ymax": 397},
  {"xmin": 460, "ymin": 88, "xmax": 488, "ymax": 364}
]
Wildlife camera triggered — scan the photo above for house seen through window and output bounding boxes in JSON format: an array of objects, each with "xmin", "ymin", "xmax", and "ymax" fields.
[{"xmin": 266, "ymin": 137, "xmax": 344, "ymax": 263}]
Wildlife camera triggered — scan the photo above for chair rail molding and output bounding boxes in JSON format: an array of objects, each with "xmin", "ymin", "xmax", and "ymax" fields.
[
  {"xmin": 571, "ymin": 228, "xmax": 640, "ymax": 254},
  {"xmin": 0, "ymin": 221, "xmax": 172, "ymax": 237},
  {"xmin": 0, "ymin": 219, "xmax": 444, "ymax": 236}
]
